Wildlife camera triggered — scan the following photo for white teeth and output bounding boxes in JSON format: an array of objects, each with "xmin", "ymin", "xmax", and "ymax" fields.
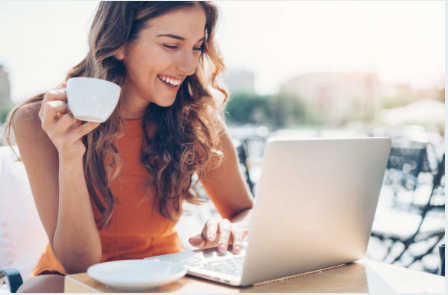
[{"xmin": 159, "ymin": 75, "xmax": 180, "ymax": 86}]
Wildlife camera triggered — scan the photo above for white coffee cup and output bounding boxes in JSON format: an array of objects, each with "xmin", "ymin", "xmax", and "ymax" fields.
[{"xmin": 66, "ymin": 77, "xmax": 121, "ymax": 123}]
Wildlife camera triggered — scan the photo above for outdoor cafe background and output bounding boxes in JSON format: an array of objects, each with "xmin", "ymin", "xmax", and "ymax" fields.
[{"xmin": 0, "ymin": 1, "xmax": 445, "ymax": 279}]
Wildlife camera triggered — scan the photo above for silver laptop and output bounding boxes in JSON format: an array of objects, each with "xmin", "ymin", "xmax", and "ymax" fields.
[{"xmin": 145, "ymin": 137, "xmax": 391, "ymax": 287}]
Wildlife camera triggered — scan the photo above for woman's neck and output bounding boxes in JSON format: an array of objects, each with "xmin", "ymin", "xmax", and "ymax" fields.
[{"xmin": 118, "ymin": 97, "xmax": 149, "ymax": 120}]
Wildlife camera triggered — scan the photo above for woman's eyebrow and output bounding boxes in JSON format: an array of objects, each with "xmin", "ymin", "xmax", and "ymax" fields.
[{"xmin": 157, "ymin": 34, "xmax": 205, "ymax": 43}]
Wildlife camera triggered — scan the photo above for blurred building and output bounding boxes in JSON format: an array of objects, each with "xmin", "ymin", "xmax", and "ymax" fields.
[
  {"xmin": 380, "ymin": 99, "xmax": 445, "ymax": 127},
  {"xmin": 0, "ymin": 65, "xmax": 12, "ymax": 108},
  {"xmin": 221, "ymin": 69, "xmax": 255, "ymax": 94},
  {"xmin": 280, "ymin": 72, "xmax": 380, "ymax": 124},
  {"xmin": 381, "ymin": 82, "xmax": 441, "ymax": 102},
  {"xmin": 381, "ymin": 83, "xmax": 414, "ymax": 100}
]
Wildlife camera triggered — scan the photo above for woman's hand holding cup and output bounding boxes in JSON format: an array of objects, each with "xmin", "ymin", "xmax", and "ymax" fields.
[{"xmin": 39, "ymin": 81, "xmax": 100, "ymax": 162}]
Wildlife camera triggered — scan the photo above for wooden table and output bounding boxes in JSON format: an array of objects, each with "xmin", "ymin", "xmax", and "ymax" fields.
[{"xmin": 65, "ymin": 259, "xmax": 445, "ymax": 293}]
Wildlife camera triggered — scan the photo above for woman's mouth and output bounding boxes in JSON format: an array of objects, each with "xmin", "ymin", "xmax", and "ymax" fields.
[{"xmin": 157, "ymin": 75, "xmax": 181, "ymax": 89}]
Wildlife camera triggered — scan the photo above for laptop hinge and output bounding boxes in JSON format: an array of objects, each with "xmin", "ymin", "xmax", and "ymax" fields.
[{"xmin": 252, "ymin": 263, "xmax": 347, "ymax": 287}]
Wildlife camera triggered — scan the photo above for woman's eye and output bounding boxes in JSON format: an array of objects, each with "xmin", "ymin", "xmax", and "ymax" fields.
[
  {"xmin": 194, "ymin": 44, "xmax": 204, "ymax": 52},
  {"xmin": 163, "ymin": 44, "xmax": 202, "ymax": 52},
  {"xmin": 163, "ymin": 44, "xmax": 178, "ymax": 50}
]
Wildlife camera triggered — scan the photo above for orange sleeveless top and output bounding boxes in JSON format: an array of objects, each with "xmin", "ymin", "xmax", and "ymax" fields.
[{"xmin": 31, "ymin": 119, "xmax": 185, "ymax": 277}]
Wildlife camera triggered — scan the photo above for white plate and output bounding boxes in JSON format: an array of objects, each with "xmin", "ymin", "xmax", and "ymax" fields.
[{"xmin": 87, "ymin": 259, "xmax": 187, "ymax": 291}]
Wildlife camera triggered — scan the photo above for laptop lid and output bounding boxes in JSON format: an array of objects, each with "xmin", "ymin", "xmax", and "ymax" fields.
[{"xmin": 240, "ymin": 137, "xmax": 391, "ymax": 286}]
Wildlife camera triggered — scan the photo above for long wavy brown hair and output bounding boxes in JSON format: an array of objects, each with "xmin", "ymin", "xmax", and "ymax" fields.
[{"xmin": 4, "ymin": 1, "xmax": 228, "ymax": 229}]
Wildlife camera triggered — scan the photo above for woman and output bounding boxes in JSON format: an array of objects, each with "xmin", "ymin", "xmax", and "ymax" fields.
[{"xmin": 4, "ymin": 1, "xmax": 253, "ymax": 292}]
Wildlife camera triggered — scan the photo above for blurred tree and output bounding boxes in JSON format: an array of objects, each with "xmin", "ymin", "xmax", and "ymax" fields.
[
  {"xmin": 271, "ymin": 90, "xmax": 311, "ymax": 127},
  {"xmin": 225, "ymin": 90, "xmax": 314, "ymax": 128},
  {"xmin": 225, "ymin": 91, "xmax": 272, "ymax": 125},
  {"xmin": 0, "ymin": 104, "xmax": 12, "ymax": 123}
]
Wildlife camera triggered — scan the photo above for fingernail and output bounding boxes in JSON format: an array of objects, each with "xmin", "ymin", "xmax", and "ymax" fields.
[
  {"xmin": 48, "ymin": 89, "xmax": 61, "ymax": 95},
  {"xmin": 218, "ymin": 243, "xmax": 227, "ymax": 252},
  {"xmin": 208, "ymin": 233, "xmax": 216, "ymax": 241},
  {"xmin": 233, "ymin": 245, "xmax": 241, "ymax": 254}
]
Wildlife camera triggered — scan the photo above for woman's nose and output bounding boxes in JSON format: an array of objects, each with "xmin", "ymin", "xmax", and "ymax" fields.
[{"xmin": 176, "ymin": 51, "xmax": 198, "ymax": 76}]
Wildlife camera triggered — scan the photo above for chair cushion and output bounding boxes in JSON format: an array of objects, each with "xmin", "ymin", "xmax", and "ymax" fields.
[{"xmin": 0, "ymin": 146, "xmax": 48, "ymax": 279}]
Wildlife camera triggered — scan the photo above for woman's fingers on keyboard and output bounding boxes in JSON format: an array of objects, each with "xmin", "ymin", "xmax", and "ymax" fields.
[
  {"xmin": 206, "ymin": 219, "xmax": 218, "ymax": 242},
  {"xmin": 218, "ymin": 219, "xmax": 231, "ymax": 253},
  {"xmin": 188, "ymin": 233, "xmax": 206, "ymax": 248},
  {"xmin": 232, "ymin": 230, "xmax": 243, "ymax": 254},
  {"xmin": 189, "ymin": 219, "xmax": 219, "ymax": 248},
  {"xmin": 191, "ymin": 218, "xmax": 246, "ymax": 254}
]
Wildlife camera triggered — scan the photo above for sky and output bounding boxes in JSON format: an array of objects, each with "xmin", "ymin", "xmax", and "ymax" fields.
[{"xmin": 0, "ymin": 1, "xmax": 445, "ymax": 104}]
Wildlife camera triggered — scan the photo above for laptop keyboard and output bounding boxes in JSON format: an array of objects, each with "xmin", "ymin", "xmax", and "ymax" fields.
[{"xmin": 192, "ymin": 255, "xmax": 245, "ymax": 276}]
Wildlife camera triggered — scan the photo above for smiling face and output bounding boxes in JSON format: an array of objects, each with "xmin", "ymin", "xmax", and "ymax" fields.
[{"xmin": 116, "ymin": 6, "xmax": 207, "ymax": 118}]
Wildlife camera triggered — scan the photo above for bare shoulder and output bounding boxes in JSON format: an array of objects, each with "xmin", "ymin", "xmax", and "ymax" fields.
[
  {"xmin": 12, "ymin": 101, "xmax": 57, "ymax": 158},
  {"xmin": 11, "ymin": 102, "xmax": 43, "ymax": 135}
]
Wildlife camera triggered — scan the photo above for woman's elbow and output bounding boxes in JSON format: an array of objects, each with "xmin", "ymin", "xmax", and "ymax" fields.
[
  {"xmin": 59, "ymin": 253, "xmax": 101, "ymax": 274},
  {"xmin": 52, "ymin": 242, "xmax": 102, "ymax": 274}
]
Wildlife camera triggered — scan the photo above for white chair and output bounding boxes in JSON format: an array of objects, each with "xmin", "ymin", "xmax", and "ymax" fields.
[
  {"xmin": 0, "ymin": 146, "xmax": 48, "ymax": 278},
  {"xmin": 0, "ymin": 145, "xmax": 48, "ymax": 292}
]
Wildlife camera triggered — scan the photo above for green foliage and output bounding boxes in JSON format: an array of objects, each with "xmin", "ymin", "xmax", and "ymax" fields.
[
  {"xmin": 225, "ymin": 90, "xmax": 312, "ymax": 128},
  {"xmin": 0, "ymin": 104, "xmax": 12, "ymax": 123},
  {"xmin": 271, "ymin": 90, "xmax": 311, "ymax": 127},
  {"xmin": 225, "ymin": 91, "xmax": 272, "ymax": 125}
]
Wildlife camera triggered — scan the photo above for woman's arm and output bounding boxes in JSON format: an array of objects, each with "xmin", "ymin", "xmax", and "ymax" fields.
[
  {"xmin": 189, "ymin": 120, "xmax": 254, "ymax": 254},
  {"xmin": 12, "ymin": 84, "xmax": 102, "ymax": 273},
  {"xmin": 200, "ymin": 126, "xmax": 254, "ymax": 221}
]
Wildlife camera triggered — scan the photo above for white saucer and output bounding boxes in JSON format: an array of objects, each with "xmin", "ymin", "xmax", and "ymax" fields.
[{"xmin": 87, "ymin": 259, "xmax": 187, "ymax": 291}]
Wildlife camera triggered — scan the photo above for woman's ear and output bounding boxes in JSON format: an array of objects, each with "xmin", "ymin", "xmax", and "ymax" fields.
[{"xmin": 115, "ymin": 47, "xmax": 125, "ymax": 61}]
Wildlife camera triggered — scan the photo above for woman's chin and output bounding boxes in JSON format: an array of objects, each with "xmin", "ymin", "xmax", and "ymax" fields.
[{"xmin": 154, "ymin": 98, "xmax": 176, "ymax": 108}]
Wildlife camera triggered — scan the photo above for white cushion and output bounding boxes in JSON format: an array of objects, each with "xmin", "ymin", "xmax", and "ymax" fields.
[{"xmin": 0, "ymin": 146, "xmax": 48, "ymax": 279}]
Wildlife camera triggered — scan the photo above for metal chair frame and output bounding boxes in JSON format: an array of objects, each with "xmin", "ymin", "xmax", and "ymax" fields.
[{"xmin": 371, "ymin": 153, "xmax": 445, "ymax": 272}]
